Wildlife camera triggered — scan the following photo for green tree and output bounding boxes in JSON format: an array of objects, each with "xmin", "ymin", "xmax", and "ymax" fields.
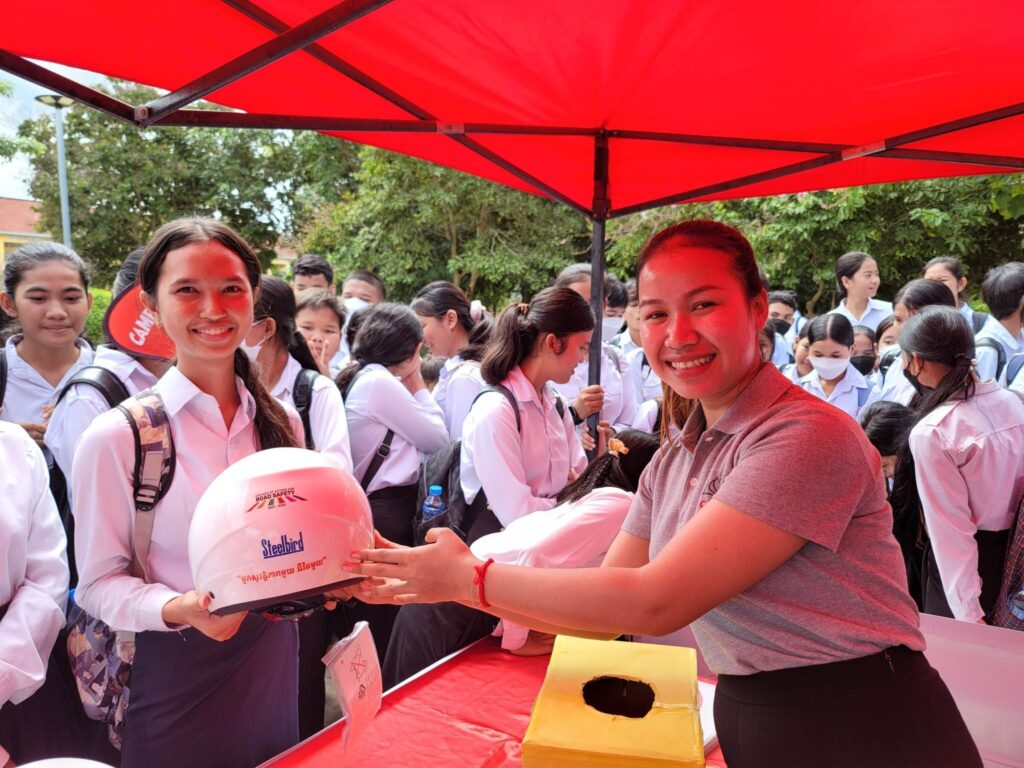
[
  {"xmin": 302, "ymin": 147, "xmax": 590, "ymax": 306},
  {"xmin": 19, "ymin": 80, "xmax": 359, "ymax": 285}
]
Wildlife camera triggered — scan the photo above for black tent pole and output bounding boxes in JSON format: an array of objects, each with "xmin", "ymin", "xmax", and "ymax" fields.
[{"xmin": 586, "ymin": 132, "xmax": 610, "ymax": 459}]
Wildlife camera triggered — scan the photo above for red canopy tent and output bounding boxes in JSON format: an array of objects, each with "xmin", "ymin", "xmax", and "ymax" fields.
[{"xmin": 3, "ymin": 0, "xmax": 1023, "ymax": 387}]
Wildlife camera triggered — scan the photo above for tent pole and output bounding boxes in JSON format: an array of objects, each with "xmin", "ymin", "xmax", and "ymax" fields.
[{"xmin": 585, "ymin": 132, "xmax": 609, "ymax": 458}]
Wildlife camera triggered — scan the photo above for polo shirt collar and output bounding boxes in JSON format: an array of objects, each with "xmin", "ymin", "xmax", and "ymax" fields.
[{"xmin": 680, "ymin": 363, "xmax": 791, "ymax": 451}]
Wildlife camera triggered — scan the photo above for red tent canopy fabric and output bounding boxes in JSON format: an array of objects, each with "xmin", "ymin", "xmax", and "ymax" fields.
[{"xmin": 2, "ymin": 0, "xmax": 1022, "ymax": 218}]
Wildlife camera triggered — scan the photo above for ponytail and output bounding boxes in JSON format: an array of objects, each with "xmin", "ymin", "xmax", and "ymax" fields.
[
  {"xmin": 555, "ymin": 429, "xmax": 659, "ymax": 503},
  {"xmin": 410, "ymin": 281, "xmax": 493, "ymax": 362},
  {"xmin": 233, "ymin": 349, "xmax": 300, "ymax": 449},
  {"xmin": 335, "ymin": 303, "xmax": 421, "ymax": 395},
  {"xmin": 900, "ymin": 305, "xmax": 976, "ymax": 417},
  {"xmin": 480, "ymin": 287, "xmax": 594, "ymax": 385}
]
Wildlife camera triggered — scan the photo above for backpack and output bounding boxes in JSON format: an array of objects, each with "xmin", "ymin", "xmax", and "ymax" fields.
[
  {"xmin": 878, "ymin": 347, "xmax": 901, "ymax": 378},
  {"xmin": 970, "ymin": 309, "xmax": 990, "ymax": 335},
  {"xmin": 975, "ymin": 337, "xmax": 1007, "ymax": 381},
  {"xmin": 340, "ymin": 367, "xmax": 394, "ymax": 492},
  {"xmin": 66, "ymin": 388, "xmax": 175, "ymax": 750},
  {"xmin": 413, "ymin": 385, "xmax": 565, "ymax": 546},
  {"xmin": 291, "ymin": 367, "xmax": 320, "ymax": 451},
  {"xmin": 1006, "ymin": 352, "xmax": 1024, "ymax": 389}
]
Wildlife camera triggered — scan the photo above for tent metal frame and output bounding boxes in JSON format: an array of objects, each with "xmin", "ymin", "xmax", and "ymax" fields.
[{"xmin": 3, "ymin": 0, "xmax": 1023, "ymax": 424}]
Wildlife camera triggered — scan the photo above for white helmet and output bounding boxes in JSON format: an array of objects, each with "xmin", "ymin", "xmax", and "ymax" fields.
[
  {"xmin": 188, "ymin": 447, "xmax": 373, "ymax": 616},
  {"xmin": 21, "ymin": 761, "xmax": 113, "ymax": 767}
]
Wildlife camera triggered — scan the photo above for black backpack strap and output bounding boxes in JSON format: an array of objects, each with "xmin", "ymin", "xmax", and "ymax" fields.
[
  {"xmin": 0, "ymin": 350, "xmax": 6, "ymax": 409},
  {"xmin": 360, "ymin": 428, "xmax": 394, "ymax": 492},
  {"xmin": 292, "ymin": 368, "xmax": 319, "ymax": 450},
  {"xmin": 55, "ymin": 366, "xmax": 130, "ymax": 408},
  {"xmin": 976, "ymin": 337, "xmax": 1007, "ymax": 380},
  {"xmin": 1007, "ymin": 353, "xmax": 1024, "ymax": 389},
  {"xmin": 472, "ymin": 384, "xmax": 522, "ymax": 432}
]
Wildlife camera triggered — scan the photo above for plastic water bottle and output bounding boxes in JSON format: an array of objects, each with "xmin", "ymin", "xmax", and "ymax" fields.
[{"xmin": 422, "ymin": 485, "xmax": 447, "ymax": 521}]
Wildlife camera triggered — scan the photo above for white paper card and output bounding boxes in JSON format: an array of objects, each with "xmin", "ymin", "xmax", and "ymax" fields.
[{"xmin": 322, "ymin": 621, "xmax": 382, "ymax": 750}]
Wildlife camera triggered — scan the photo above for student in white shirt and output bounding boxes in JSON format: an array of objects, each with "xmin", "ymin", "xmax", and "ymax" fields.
[
  {"xmin": 851, "ymin": 324, "xmax": 879, "ymax": 382},
  {"xmin": 922, "ymin": 256, "xmax": 989, "ymax": 334},
  {"xmin": 72, "ymin": 218, "xmax": 305, "ymax": 768},
  {"xmin": 829, "ymin": 250, "xmax": 893, "ymax": 332},
  {"xmin": 0, "ymin": 242, "xmax": 94, "ymax": 443},
  {"xmin": 334, "ymin": 303, "xmax": 449, "ymax": 662},
  {"xmin": 471, "ymin": 429, "xmax": 660, "ymax": 655},
  {"xmin": 779, "ymin": 323, "xmax": 812, "ymax": 383},
  {"xmin": 411, "ymin": 280, "xmax": 492, "ymax": 438},
  {"xmin": 294, "ymin": 289, "xmax": 346, "ymax": 379},
  {"xmin": 552, "ymin": 264, "xmax": 638, "ymax": 432},
  {"xmin": 377, "ymin": 287, "xmax": 593, "ymax": 687},
  {"xmin": 974, "ymin": 262, "xmax": 1024, "ymax": 385},
  {"xmin": 797, "ymin": 314, "xmax": 879, "ymax": 419},
  {"xmin": 878, "ymin": 279, "xmax": 956, "ymax": 405},
  {"xmin": 46, "ymin": 248, "xmax": 169, "ymax": 497},
  {"xmin": 245, "ymin": 276, "xmax": 352, "ymax": 472},
  {"xmin": 900, "ymin": 306, "xmax": 1024, "ymax": 623},
  {"xmin": 0, "ymin": 421, "xmax": 106, "ymax": 765},
  {"xmin": 610, "ymin": 278, "xmax": 641, "ymax": 356}
]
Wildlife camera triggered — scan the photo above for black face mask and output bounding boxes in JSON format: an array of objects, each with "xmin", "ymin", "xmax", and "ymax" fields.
[
  {"xmin": 850, "ymin": 354, "xmax": 876, "ymax": 376},
  {"xmin": 767, "ymin": 318, "xmax": 792, "ymax": 336},
  {"xmin": 902, "ymin": 365, "xmax": 933, "ymax": 396}
]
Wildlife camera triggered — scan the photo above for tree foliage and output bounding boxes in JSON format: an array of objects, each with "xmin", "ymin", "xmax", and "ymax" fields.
[
  {"xmin": 18, "ymin": 80, "xmax": 358, "ymax": 284},
  {"xmin": 302, "ymin": 147, "xmax": 590, "ymax": 306}
]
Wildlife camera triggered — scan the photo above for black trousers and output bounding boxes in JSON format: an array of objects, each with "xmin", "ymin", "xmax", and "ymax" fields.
[
  {"xmin": 922, "ymin": 528, "xmax": 1008, "ymax": 620},
  {"xmin": 714, "ymin": 646, "xmax": 981, "ymax": 768},
  {"xmin": 330, "ymin": 483, "xmax": 418, "ymax": 665}
]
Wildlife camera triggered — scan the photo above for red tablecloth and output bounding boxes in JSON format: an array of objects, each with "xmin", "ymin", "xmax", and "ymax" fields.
[{"xmin": 264, "ymin": 637, "xmax": 726, "ymax": 767}]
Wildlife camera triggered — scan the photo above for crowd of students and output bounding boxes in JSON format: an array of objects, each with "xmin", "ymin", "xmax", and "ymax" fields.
[{"xmin": 0, "ymin": 216, "xmax": 1018, "ymax": 767}]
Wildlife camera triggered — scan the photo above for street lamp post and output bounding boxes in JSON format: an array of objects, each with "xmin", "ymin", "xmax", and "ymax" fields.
[{"xmin": 34, "ymin": 94, "xmax": 74, "ymax": 248}]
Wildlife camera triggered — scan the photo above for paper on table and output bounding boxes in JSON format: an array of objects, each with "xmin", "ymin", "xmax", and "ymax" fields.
[
  {"xmin": 698, "ymin": 680, "xmax": 718, "ymax": 753},
  {"xmin": 322, "ymin": 621, "xmax": 382, "ymax": 751}
]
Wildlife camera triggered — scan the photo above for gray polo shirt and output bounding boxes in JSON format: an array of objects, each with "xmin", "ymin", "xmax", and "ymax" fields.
[{"xmin": 623, "ymin": 364, "xmax": 924, "ymax": 675}]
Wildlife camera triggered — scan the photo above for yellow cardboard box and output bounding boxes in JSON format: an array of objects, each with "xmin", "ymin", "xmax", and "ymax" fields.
[{"xmin": 522, "ymin": 636, "xmax": 704, "ymax": 767}]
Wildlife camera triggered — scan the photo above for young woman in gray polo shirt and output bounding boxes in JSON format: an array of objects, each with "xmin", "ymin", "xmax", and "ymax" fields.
[{"xmin": 345, "ymin": 220, "xmax": 981, "ymax": 768}]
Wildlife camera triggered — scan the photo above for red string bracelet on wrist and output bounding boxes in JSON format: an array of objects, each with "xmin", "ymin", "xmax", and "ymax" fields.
[{"xmin": 474, "ymin": 558, "xmax": 495, "ymax": 608}]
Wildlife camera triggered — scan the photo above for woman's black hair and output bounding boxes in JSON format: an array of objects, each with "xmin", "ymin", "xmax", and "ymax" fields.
[
  {"xmin": 480, "ymin": 287, "xmax": 594, "ymax": 386},
  {"xmin": 410, "ymin": 280, "xmax": 493, "ymax": 362},
  {"xmin": 554, "ymin": 262, "xmax": 614, "ymax": 300},
  {"xmin": 138, "ymin": 217, "xmax": 297, "ymax": 451},
  {"xmin": 900, "ymin": 305, "xmax": 976, "ymax": 416},
  {"xmin": 254, "ymin": 276, "xmax": 319, "ymax": 372},
  {"xmin": 893, "ymin": 278, "xmax": 957, "ymax": 314},
  {"xmin": 344, "ymin": 305, "xmax": 373, "ymax": 352},
  {"xmin": 796, "ymin": 321, "xmax": 811, "ymax": 341},
  {"xmin": 833, "ymin": 251, "xmax": 874, "ymax": 305},
  {"xmin": 758, "ymin": 326, "xmax": 776, "ymax": 362},
  {"xmin": 859, "ymin": 400, "xmax": 915, "ymax": 458},
  {"xmin": 852, "ymin": 324, "xmax": 876, "ymax": 345},
  {"xmin": 112, "ymin": 247, "xmax": 146, "ymax": 296},
  {"xmin": 892, "ymin": 278, "xmax": 954, "ymax": 313},
  {"xmin": 806, "ymin": 313, "xmax": 854, "ymax": 348},
  {"xmin": 636, "ymin": 220, "xmax": 763, "ymax": 302},
  {"xmin": 981, "ymin": 262, "xmax": 1024, "ymax": 320},
  {"xmin": 556, "ymin": 430, "xmax": 659, "ymax": 504},
  {"xmin": 335, "ymin": 303, "xmax": 422, "ymax": 392},
  {"xmin": 922, "ymin": 255, "xmax": 965, "ymax": 282},
  {"xmin": 876, "ymin": 314, "xmax": 896, "ymax": 343},
  {"xmin": 606, "ymin": 276, "xmax": 628, "ymax": 309},
  {"xmin": 3, "ymin": 241, "xmax": 90, "ymax": 297}
]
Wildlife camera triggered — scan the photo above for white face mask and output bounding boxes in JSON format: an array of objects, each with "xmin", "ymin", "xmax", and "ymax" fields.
[
  {"xmin": 343, "ymin": 296, "xmax": 370, "ymax": 313},
  {"xmin": 239, "ymin": 321, "xmax": 268, "ymax": 362},
  {"xmin": 601, "ymin": 316, "xmax": 623, "ymax": 343},
  {"xmin": 809, "ymin": 356, "xmax": 849, "ymax": 381}
]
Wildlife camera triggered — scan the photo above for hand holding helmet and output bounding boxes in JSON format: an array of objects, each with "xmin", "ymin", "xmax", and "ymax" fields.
[{"xmin": 161, "ymin": 590, "xmax": 247, "ymax": 640}]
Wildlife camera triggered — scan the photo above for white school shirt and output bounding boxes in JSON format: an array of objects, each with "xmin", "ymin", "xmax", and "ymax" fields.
[
  {"xmin": 829, "ymin": 298, "xmax": 894, "ymax": 333},
  {"xmin": 909, "ymin": 382, "xmax": 1024, "ymax": 622},
  {"xmin": 553, "ymin": 346, "xmax": 639, "ymax": 433},
  {"xmin": 0, "ymin": 336, "xmax": 94, "ymax": 425},
  {"xmin": 344, "ymin": 363, "xmax": 448, "ymax": 494},
  {"xmin": 72, "ymin": 367, "xmax": 304, "ymax": 632},
  {"xmin": 632, "ymin": 398, "xmax": 660, "ymax": 432},
  {"xmin": 626, "ymin": 346, "xmax": 664, "ymax": 405},
  {"xmin": 272, "ymin": 354, "xmax": 353, "ymax": 473},
  {"xmin": 0, "ymin": 422, "xmax": 69, "ymax": 707},
  {"xmin": 974, "ymin": 315, "xmax": 1024, "ymax": 385},
  {"xmin": 797, "ymin": 362, "xmax": 880, "ymax": 419},
  {"xmin": 470, "ymin": 486, "xmax": 632, "ymax": 649},
  {"xmin": 46, "ymin": 345, "xmax": 159, "ymax": 487},
  {"xmin": 878, "ymin": 351, "xmax": 917, "ymax": 406},
  {"xmin": 609, "ymin": 332, "xmax": 638, "ymax": 357},
  {"xmin": 461, "ymin": 366, "xmax": 587, "ymax": 527},
  {"xmin": 432, "ymin": 355, "xmax": 486, "ymax": 439}
]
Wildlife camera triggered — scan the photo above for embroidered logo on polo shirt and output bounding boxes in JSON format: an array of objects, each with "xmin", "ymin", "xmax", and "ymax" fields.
[{"xmin": 699, "ymin": 476, "xmax": 722, "ymax": 508}]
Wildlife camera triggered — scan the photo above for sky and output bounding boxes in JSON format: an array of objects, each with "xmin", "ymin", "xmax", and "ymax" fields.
[{"xmin": 0, "ymin": 63, "xmax": 104, "ymax": 199}]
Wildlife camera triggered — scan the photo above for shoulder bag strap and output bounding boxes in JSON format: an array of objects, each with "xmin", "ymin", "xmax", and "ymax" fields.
[
  {"xmin": 0, "ymin": 350, "xmax": 6, "ymax": 408},
  {"xmin": 55, "ymin": 365, "xmax": 130, "ymax": 408},
  {"xmin": 473, "ymin": 384, "xmax": 522, "ymax": 432},
  {"xmin": 292, "ymin": 368, "xmax": 319, "ymax": 450}
]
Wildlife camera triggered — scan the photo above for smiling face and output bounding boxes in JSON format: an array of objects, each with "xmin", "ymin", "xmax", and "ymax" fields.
[
  {"xmin": 842, "ymin": 258, "xmax": 881, "ymax": 301},
  {"xmin": 143, "ymin": 240, "xmax": 254, "ymax": 371},
  {"xmin": 638, "ymin": 245, "xmax": 766, "ymax": 413},
  {"xmin": 0, "ymin": 260, "xmax": 91, "ymax": 350}
]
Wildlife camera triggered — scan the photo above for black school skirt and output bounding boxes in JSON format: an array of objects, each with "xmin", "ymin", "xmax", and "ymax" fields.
[
  {"xmin": 121, "ymin": 614, "xmax": 298, "ymax": 768},
  {"xmin": 923, "ymin": 529, "xmax": 1008, "ymax": 620},
  {"xmin": 714, "ymin": 646, "xmax": 981, "ymax": 768}
]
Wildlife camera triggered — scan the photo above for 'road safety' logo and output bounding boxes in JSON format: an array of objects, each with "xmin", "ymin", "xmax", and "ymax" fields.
[{"xmin": 246, "ymin": 487, "xmax": 308, "ymax": 513}]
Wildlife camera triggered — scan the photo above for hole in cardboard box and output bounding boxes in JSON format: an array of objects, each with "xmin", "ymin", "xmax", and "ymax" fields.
[{"xmin": 582, "ymin": 676, "xmax": 654, "ymax": 718}]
